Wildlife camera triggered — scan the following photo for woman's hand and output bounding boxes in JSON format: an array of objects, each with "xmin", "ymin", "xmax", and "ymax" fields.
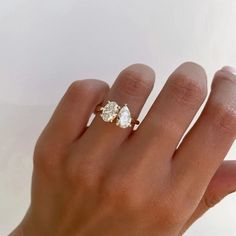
[{"xmin": 11, "ymin": 63, "xmax": 236, "ymax": 236}]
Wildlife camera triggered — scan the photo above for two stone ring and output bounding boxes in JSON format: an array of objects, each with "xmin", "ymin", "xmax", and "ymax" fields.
[{"xmin": 95, "ymin": 101, "xmax": 140, "ymax": 129}]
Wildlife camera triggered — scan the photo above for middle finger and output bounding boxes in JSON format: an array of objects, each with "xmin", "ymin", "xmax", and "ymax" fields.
[{"xmin": 131, "ymin": 62, "xmax": 207, "ymax": 163}]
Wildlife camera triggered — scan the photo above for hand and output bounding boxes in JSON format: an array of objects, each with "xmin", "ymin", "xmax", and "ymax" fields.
[{"xmin": 11, "ymin": 63, "xmax": 236, "ymax": 236}]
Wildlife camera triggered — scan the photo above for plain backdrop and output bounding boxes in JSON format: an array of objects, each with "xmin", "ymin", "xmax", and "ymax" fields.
[{"xmin": 0, "ymin": 1, "xmax": 236, "ymax": 235}]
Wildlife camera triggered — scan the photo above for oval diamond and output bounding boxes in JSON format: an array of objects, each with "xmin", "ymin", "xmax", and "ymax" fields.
[
  {"xmin": 116, "ymin": 105, "xmax": 132, "ymax": 128},
  {"xmin": 100, "ymin": 101, "xmax": 120, "ymax": 122}
]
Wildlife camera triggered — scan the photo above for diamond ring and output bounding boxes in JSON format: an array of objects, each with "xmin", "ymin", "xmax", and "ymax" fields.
[{"xmin": 95, "ymin": 101, "xmax": 140, "ymax": 128}]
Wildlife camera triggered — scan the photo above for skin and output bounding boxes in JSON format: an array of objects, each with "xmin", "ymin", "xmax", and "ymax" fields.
[{"xmin": 10, "ymin": 62, "xmax": 236, "ymax": 236}]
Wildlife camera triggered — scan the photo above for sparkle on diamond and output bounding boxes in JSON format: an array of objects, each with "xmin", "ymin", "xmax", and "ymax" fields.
[
  {"xmin": 116, "ymin": 105, "xmax": 132, "ymax": 128},
  {"xmin": 100, "ymin": 101, "xmax": 120, "ymax": 122}
]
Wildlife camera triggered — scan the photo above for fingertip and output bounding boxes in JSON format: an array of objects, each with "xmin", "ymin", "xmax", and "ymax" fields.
[{"xmin": 221, "ymin": 66, "xmax": 236, "ymax": 75}]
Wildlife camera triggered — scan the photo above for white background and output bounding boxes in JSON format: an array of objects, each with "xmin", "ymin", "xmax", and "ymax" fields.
[{"xmin": 0, "ymin": 1, "xmax": 236, "ymax": 235}]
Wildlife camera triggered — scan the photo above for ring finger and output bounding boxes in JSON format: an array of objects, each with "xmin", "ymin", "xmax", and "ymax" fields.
[{"xmin": 70, "ymin": 64, "xmax": 155, "ymax": 169}]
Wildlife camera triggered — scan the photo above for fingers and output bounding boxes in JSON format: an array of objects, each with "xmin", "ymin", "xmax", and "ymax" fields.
[
  {"xmin": 181, "ymin": 161, "xmax": 236, "ymax": 234},
  {"xmin": 132, "ymin": 62, "xmax": 207, "ymax": 160},
  {"xmin": 36, "ymin": 79, "xmax": 109, "ymax": 154},
  {"xmin": 78, "ymin": 64, "xmax": 155, "ymax": 152},
  {"xmin": 173, "ymin": 68, "xmax": 236, "ymax": 199}
]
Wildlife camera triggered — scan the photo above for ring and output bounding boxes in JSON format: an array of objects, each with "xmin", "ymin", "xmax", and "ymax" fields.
[{"xmin": 95, "ymin": 101, "xmax": 140, "ymax": 128}]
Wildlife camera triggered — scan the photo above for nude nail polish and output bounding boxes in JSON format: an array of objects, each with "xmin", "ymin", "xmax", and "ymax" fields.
[{"xmin": 221, "ymin": 66, "xmax": 236, "ymax": 75}]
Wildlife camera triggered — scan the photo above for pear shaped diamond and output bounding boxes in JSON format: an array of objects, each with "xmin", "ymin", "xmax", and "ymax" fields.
[
  {"xmin": 100, "ymin": 101, "xmax": 120, "ymax": 122},
  {"xmin": 116, "ymin": 104, "xmax": 132, "ymax": 128}
]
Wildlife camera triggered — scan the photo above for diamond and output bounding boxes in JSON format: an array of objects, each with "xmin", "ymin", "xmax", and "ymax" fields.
[
  {"xmin": 116, "ymin": 104, "xmax": 132, "ymax": 128},
  {"xmin": 100, "ymin": 101, "xmax": 120, "ymax": 122}
]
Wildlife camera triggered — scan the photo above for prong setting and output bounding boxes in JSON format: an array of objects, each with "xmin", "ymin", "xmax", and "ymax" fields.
[{"xmin": 100, "ymin": 101, "xmax": 120, "ymax": 122}]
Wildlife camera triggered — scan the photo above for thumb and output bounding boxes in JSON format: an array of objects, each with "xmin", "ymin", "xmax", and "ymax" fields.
[{"xmin": 181, "ymin": 160, "xmax": 236, "ymax": 234}]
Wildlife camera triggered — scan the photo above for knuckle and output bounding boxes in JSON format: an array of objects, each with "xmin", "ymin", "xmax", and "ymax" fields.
[
  {"xmin": 118, "ymin": 69, "xmax": 154, "ymax": 97},
  {"xmin": 209, "ymin": 103, "xmax": 236, "ymax": 137},
  {"xmin": 168, "ymin": 73, "xmax": 207, "ymax": 107},
  {"xmin": 67, "ymin": 79, "xmax": 108, "ymax": 99},
  {"xmin": 67, "ymin": 80, "xmax": 84, "ymax": 97}
]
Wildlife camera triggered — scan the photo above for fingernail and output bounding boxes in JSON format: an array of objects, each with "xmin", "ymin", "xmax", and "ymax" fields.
[{"xmin": 221, "ymin": 66, "xmax": 236, "ymax": 75}]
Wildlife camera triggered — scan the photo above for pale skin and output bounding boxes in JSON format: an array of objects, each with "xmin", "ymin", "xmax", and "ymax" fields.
[{"xmin": 10, "ymin": 62, "xmax": 236, "ymax": 236}]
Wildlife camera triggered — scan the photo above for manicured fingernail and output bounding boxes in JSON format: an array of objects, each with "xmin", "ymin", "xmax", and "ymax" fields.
[{"xmin": 221, "ymin": 66, "xmax": 236, "ymax": 75}]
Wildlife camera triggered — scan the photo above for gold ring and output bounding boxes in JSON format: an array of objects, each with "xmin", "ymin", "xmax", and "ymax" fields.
[{"xmin": 95, "ymin": 101, "xmax": 140, "ymax": 128}]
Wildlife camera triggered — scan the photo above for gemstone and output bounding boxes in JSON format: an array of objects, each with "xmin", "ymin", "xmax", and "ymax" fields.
[
  {"xmin": 116, "ymin": 104, "xmax": 132, "ymax": 128},
  {"xmin": 100, "ymin": 101, "xmax": 120, "ymax": 122}
]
